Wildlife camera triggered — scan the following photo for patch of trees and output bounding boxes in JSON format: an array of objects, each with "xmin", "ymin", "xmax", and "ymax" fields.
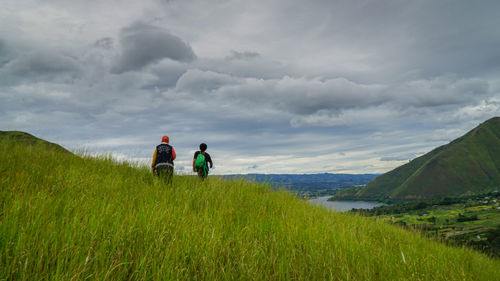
[
  {"xmin": 456, "ymin": 213, "xmax": 478, "ymax": 222},
  {"xmin": 352, "ymin": 191, "xmax": 500, "ymax": 216},
  {"xmin": 449, "ymin": 225, "xmax": 500, "ymax": 258}
]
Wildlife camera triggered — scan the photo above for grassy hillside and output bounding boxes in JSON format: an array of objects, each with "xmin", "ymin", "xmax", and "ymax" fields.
[
  {"xmin": 334, "ymin": 117, "xmax": 500, "ymax": 201},
  {"xmin": 1, "ymin": 136, "xmax": 499, "ymax": 280},
  {"xmin": 0, "ymin": 130, "xmax": 70, "ymax": 154}
]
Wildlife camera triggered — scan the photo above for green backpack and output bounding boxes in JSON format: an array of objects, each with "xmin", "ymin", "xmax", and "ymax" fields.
[{"xmin": 195, "ymin": 152, "xmax": 208, "ymax": 175}]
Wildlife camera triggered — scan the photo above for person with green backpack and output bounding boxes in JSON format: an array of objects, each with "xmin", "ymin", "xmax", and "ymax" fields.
[{"xmin": 193, "ymin": 143, "xmax": 213, "ymax": 179}]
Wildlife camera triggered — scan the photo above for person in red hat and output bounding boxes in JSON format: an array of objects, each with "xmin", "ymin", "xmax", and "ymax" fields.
[{"xmin": 152, "ymin": 135, "xmax": 176, "ymax": 184}]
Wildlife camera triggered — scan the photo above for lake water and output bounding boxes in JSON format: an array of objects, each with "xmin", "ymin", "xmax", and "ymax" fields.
[{"xmin": 308, "ymin": 196, "xmax": 382, "ymax": 212}]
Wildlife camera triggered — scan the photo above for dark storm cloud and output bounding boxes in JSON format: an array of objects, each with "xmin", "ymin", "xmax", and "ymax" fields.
[
  {"xmin": 0, "ymin": 39, "xmax": 12, "ymax": 67},
  {"xmin": 249, "ymin": 0, "xmax": 500, "ymax": 82},
  {"xmin": 7, "ymin": 50, "xmax": 80, "ymax": 76},
  {"xmin": 111, "ymin": 22, "xmax": 196, "ymax": 74},
  {"xmin": 0, "ymin": 44, "xmax": 81, "ymax": 86},
  {"xmin": 93, "ymin": 37, "xmax": 114, "ymax": 50},
  {"xmin": 149, "ymin": 61, "xmax": 189, "ymax": 90},
  {"xmin": 166, "ymin": 69, "xmax": 496, "ymax": 123},
  {"xmin": 401, "ymin": 1, "xmax": 500, "ymax": 78},
  {"xmin": 170, "ymin": 70, "xmax": 388, "ymax": 115},
  {"xmin": 226, "ymin": 51, "xmax": 260, "ymax": 61}
]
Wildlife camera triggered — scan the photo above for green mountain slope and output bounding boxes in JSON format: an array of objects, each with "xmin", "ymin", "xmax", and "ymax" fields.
[
  {"xmin": 1, "ymin": 134, "xmax": 499, "ymax": 280},
  {"xmin": 0, "ymin": 130, "xmax": 70, "ymax": 154},
  {"xmin": 335, "ymin": 117, "xmax": 500, "ymax": 201}
]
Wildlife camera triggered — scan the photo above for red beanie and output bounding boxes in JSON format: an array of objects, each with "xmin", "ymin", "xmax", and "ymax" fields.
[{"xmin": 161, "ymin": 135, "xmax": 169, "ymax": 143}]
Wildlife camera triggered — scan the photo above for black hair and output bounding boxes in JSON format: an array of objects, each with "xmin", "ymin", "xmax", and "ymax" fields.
[{"xmin": 199, "ymin": 143, "xmax": 207, "ymax": 152}]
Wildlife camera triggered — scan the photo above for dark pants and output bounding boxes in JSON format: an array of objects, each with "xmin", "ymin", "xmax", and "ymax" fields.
[
  {"xmin": 155, "ymin": 165, "xmax": 173, "ymax": 184},
  {"xmin": 196, "ymin": 167, "xmax": 208, "ymax": 180}
]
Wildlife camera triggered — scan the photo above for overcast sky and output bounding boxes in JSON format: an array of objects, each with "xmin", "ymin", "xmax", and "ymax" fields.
[{"xmin": 1, "ymin": 0, "xmax": 500, "ymax": 174}]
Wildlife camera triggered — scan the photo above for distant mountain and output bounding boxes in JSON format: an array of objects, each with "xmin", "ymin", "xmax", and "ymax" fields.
[
  {"xmin": 223, "ymin": 173, "xmax": 379, "ymax": 195},
  {"xmin": 0, "ymin": 131, "xmax": 70, "ymax": 154},
  {"xmin": 333, "ymin": 117, "xmax": 500, "ymax": 201}
]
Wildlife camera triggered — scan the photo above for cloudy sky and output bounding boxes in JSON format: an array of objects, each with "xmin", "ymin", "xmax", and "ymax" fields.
[{"xmin": 1, "ymin": 0, "xmax": 499, "ymax": 174}]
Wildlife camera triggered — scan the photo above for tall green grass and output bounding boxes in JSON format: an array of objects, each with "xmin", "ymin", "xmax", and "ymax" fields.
[{"xmin": 1, "ymin": 139, "xmax": 499, "ymax": 280}]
